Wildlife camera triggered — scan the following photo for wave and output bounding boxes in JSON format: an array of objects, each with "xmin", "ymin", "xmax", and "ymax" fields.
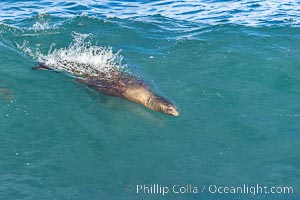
[{"xmin": 0, "ymin": 0, "xmax": 299, "ymax": 27}]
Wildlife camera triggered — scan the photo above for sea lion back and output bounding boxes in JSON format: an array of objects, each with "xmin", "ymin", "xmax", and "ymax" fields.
[{"xmin": 77, "ymin": 76, "xmax": 125, "ymax": 97}]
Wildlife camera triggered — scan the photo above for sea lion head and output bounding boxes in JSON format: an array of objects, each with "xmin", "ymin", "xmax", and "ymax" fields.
[{"xmin": 150, "ymin": 95, "xmax": 179, "ymax": 117}]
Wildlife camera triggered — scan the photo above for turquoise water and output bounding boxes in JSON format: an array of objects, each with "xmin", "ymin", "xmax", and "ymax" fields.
[{"xmin": 0, "ymin": 1, "xmax": 300, "ymax": 200}]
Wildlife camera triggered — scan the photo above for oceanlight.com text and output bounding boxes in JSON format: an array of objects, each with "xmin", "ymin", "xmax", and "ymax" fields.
[
  {"xmin": 207, "ymin": 184, "xmax": 293, "ymax": 195},
  {"xmin": 125, "ymin": 184, "xmax": 294, "ymax": 196}
]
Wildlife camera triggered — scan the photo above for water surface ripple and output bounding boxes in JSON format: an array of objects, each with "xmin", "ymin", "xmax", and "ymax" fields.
[{"xmin": 1, "ymin": 0, "xmax": 300, "ymax": 26}]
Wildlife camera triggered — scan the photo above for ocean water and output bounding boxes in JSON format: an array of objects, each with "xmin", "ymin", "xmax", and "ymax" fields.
[{"xmin": 0, "ymin": 0, "xmax": 300, "ymax": 200}]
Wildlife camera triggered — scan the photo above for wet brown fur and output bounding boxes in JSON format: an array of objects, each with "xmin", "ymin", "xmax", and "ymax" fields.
[{"xmin": 33, "ymin": 63, "xmax": 179, "ymax": 116}]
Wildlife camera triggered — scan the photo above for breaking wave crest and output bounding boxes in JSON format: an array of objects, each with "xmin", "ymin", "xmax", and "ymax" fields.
[{"xmin": 17, "ymin": 32, "xmax": 126, "ymax": 77}]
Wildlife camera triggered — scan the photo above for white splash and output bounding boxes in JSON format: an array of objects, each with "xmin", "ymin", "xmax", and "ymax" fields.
[
  {"xmin": 27, "ymin": 11, "xmax": 55, "ymax": 31},
  {"xmin": 16, "ymin": 40, "xmax": 35, "ymax": 58},
  {"xmin": 19, "ymin": 32, "xmax": 125, "ymax": 77},
  {"xmin": 32, "ymin": 21, "xmax": 51, "ymax": 31}
]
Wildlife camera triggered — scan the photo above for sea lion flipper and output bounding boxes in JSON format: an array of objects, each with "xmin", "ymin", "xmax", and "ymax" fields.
[
  {"xmin": 76, "ymin": 77, "xmax": 123, "ymax": 97},
  {"xmin": 76, "ymin": 77, "xmax": 109, "ymax": 90},
  {"xmin": 76, "ymin": 78, "xmax": 89, "ymax": 84},
  {"xmin": 32, "ymin": 63, "xmax": 53, "ymax": 71}
]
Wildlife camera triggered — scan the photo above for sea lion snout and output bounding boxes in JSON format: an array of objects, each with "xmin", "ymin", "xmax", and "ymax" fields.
[
  {"xmin": 153, "ymin": 96, "xmax": 180, "ymax": 117},
  {"xmin": 170, "ymin": 107, "xmax": 180, "ymax": 117},
  {"xmin": 164, "ymin": 104, "xmax": 180, "ymax": 117}
]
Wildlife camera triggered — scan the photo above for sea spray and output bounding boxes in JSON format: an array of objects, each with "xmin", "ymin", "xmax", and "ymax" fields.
[{"xmin": 17, "ymin": 32, "xmax": 127, "ymax": 77}]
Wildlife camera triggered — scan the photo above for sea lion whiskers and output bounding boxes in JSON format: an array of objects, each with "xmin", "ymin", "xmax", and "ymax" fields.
[{"xmin": 145, "ymin": 93, "xmax": 179, "ymax": 117}]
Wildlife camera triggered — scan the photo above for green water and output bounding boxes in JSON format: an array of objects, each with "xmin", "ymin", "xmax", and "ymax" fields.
[{"xmin": 0, "ymin": 4, "xmax": 300, "ymax": 200}]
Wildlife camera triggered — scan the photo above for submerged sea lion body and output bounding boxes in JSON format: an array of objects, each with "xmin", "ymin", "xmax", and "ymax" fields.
[
  {"xmin": 0, "ymin": 87, "xmax": 13, "ymax": 100},
  {"xmin": 78, "ymin": 73, "xmax": 179, "ymax": 117},
  {"xmin": 33, "ymin": 64, "xmax": 179, "ymax": 117}
]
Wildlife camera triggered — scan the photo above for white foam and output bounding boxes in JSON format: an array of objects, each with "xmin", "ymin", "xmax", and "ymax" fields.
[
  {"xmin": 18, "ymin": 32, "xmax": 125, "ymax": 77},
  {"xmin": 31, "ymin": 21, "xmax": 51, "ymax": 31}
]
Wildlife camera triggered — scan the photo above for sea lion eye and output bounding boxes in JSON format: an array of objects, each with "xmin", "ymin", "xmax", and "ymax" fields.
[{"xmin": 166, "ymin": 108, "xmax": 173, "ymax": 112}]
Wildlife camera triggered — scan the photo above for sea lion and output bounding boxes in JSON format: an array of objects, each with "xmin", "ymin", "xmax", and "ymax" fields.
[
  {"xmin": 0, "ymin": 87, "xmax": 13, "ymax": 100},
  {"xmin": 33, "ymin": 64, "xmax": 179, "ymax": 117}
]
